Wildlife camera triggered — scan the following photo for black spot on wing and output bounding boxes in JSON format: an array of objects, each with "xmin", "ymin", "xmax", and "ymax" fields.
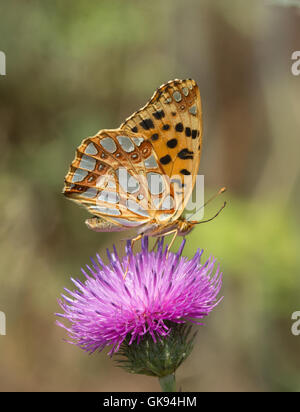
[
  {"xmin": 167, "ymin": 139, "xmax": 178, "ymax": 148},
  {"xmin": 160, "ymin": 155, "xmax": 172, "ymax": 165},
  {"xmin": 180, "ymin": 169, "xmax": 191, "ymax": 175},
  {"xmin": 175, "ymin": 123, "xmax": 184, "ymax": 132},
  {"xmin": 152, "ymin": 110, "xmax": 165, "ymax": 120},
  {"xmin": 185, "ymin": 127, "xmax": 191, "ymax": 137},
  {"xmin": 140, "ymin": 118, "xmax": 154, "ymax": 130},
  {"xmin": 151, "ymin": 133, "xmax": 159, "ymax": 141},
  {"xmin": 162, "ymin": 124, "xmax": 170, "ymax": 130},
  {"xmin": 131, "ymin": 126, "xmax": 138, "ymax": 133},
  {"xmin": 178, "ymin": 148, "xmax": 194, "ymax": 160},
  {"xmin": 192, "ymin": 129, "xmax": 198, "ymax": 139}
]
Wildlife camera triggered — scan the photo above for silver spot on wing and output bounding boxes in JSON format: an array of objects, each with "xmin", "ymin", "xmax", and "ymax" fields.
[
  {"xmin": 71, "ymin": 169, "xmax": 89, "ymax": 183},
  {"xmin": 97, "ymin": 190, "xmax": 119, "ymax": 204},
  {"xmin": 83, "ymin": 187, "xmax": 98, "ymax": 198},
  {"xmin": 89, "ymin": 205, "xmax": 121, "ymax": 216},
  {"xmin": 126, "ymin": 199, "xmax": 149, "ymax": 217},
  {"xmin": 189, "ymin": 105, "xmax": 197, "ymax": 115},
  {"xmin": 144, "ymin": 154, "xmax": 158, "ymax": 169},
  {"xmin": 85, "ymin": 142, "xmax": 98, "ymax": 155},
  {"xmin": 157, "ymin": 213, "xmax": 173, "ymax": 222},
  {"xmin": 133, "ymin": 137, "xmax": 144, "ymax": 147},
  {"xmin": 173, "ymin": 91, "xmax": 182, "ymax": 102},
  {"xmin": 182, "ymin": 87, "xmax": 189, "ymax": 96},
  {"xmin": 117, "ymin": 135, "xmax": 135, "ymax": 153},
  {"xmin": 79, "ymin": 155, "xmax": 96, "ymax": 171},
  {"xmin": 162, "ymin": 195, "xmax": 174, "ymax": 210},
  {"xmin": 100, "ymin": 137, "xmax": 117, "ymax": 153}
]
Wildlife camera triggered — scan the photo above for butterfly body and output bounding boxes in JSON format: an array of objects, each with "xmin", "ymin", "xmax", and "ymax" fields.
[
  {"xmin": 63, "ymin": 79, "xmax": 202, "ymax": 241},
  {"xmin": 85, "ymin": 215, "xmax": 196, "ymax": 237}
]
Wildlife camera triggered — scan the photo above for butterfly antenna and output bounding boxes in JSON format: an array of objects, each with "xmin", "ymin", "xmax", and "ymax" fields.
[
  {"xmin": 204, "ymin": 186, "xmax": 226, "ymax": 208},
  {"xmin": 192, "ymin": 201, "xmax": 227, "ymax": 225},
  {"xmin": 187, "ymin": 186, "xmax": 227, "ymax": 221}
]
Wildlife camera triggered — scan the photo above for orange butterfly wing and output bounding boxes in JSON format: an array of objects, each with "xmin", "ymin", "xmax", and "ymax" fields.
[
  {"xmin": 120, "ymin": 78, "xmax": 202, "ymax": 221},
  {"xmin": 63, "ymin": 79, "xmax": 202, "ymax": 231}
]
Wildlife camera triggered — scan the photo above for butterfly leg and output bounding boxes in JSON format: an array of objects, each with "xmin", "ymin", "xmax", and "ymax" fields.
[
  {"xmin": 131, "ymin": 233, "xmax": 143, "ymax": 251},
  {"xmin": 123, "ymin": 233, "xmax": 143, "ymax": 279},
  {"xmin": 166, "ymin": 229, "xmax": 179, "ymax": 259},
  {"xmin": 151, "ymin": 238, "xmax": 160, "ymax": 252},
  {"xmin": 152, "ymin": 229, "xmax": 179, "ymax": 258}
]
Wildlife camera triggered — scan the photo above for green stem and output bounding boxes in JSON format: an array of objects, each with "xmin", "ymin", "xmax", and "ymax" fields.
[{"xmin": 159, "ymin": 373, "xmax": 176, "ymax": 392}]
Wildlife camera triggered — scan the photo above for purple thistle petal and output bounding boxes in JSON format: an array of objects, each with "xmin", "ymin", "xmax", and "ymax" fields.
[{"xmin": 125, "ymin": 240, "xmax": 132, "ymax": 255}]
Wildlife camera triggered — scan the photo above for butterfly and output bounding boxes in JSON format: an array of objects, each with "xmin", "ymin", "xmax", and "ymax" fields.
[{"xmin": 63, "ymin": 78, "xmax": 213, "ymax": 250}]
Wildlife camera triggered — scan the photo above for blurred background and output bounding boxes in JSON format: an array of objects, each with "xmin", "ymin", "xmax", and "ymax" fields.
[{"xmin": 0, "ymin": 0, "xmax": 300, "ymax": 392}]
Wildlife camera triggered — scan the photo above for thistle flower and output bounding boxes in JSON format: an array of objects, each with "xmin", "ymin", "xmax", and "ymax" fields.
[{"xmin": 56, "ymin": 237, "xmax": 222, "ymax": 388}]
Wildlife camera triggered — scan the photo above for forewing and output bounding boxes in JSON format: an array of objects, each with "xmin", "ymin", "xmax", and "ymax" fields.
[{"xmin": 120, "ymin": 78, "xmax": 202, "ymax": 221}]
